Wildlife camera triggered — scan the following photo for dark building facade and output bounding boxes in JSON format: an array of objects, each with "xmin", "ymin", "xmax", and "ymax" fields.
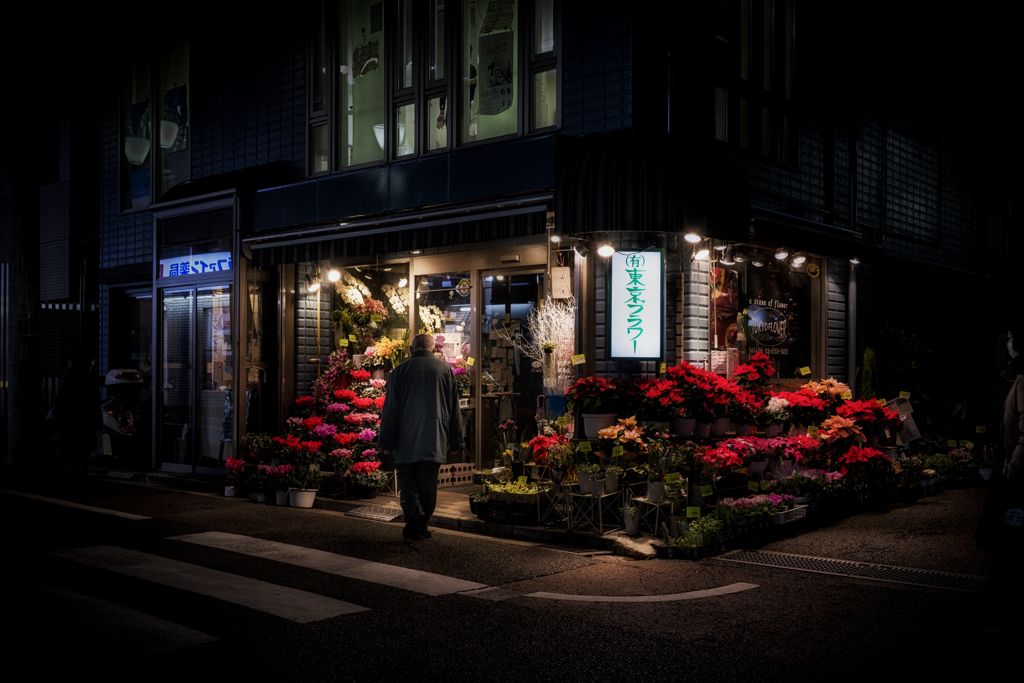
[{"xmin": 3, "ymin": 1, "xmax": 1015, "ymax": 469}]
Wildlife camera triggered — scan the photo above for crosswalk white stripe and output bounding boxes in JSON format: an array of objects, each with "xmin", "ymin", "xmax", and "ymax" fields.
[
  {"xmin": 50, "ymin": 546, "xmax": 369, "ymax": 623},
  {"xmin": 170, "ymin": 531, "xmax": 488, "ymax": 596},
  {"xmin": 32, "ymin": 581, "xmax": 220, "ymax": 653},
  {"xmin": 1, "ymin": 489, "xmax": 150, "ymax": 520}
]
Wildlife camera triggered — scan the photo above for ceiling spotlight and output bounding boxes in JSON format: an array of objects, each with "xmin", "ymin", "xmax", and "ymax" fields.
[
  {"xmin": 849, "ymin": 256, "xmax": 861, "ymax": 265},
  {"xmin": 775, "ymin": 247, "xmax": 789, "ymax": 260},
  {"xmin": 496, "ymin": 275, "xmax": 505, "ymax": 281},
  {"xmin": 550, "ymin": 234, "xmax": 561, "ymax": 243},
  {"xmin": 791, "ymin": 252, "xmax": 807, "ymax": 267},
  {"xmin": 714, "ymin": 244, "xmax": 728, "ymax": 251},
  {"xmin": 411, "ymin": 249, "xmax": 422, "ymax": 255},
  {"xmin": 328, "ymin": 269, "xmax": 341, "ymax": 282},
  {"xmin": 398, "ymin": 278, "xmax": 408, "ymax": 288},
  {"xmin": 734, "ymin": 250, "xmax": 746, "ymax": 263},
  {"xmin": 597, "ymin": 242, "xmax": 615, "ymax": 257},
  {"xmin": 695, "ymin": 247, "xmax": 710, "ymax": 260},
  {"xmin": 574, "ymin": 245, "xmax": 589, "ymax": 258},
  {"xmin": 750, "ymin": 251, "xmax": 765, "ymax": 267},
  {"xmin": 305, "ymin": 274, "xmax": 320, "ymax": 293},
  {"xmin": 720, "ymin": 249, "xmax": 736, "ymax": 265},
  {"xmin": 684, "ymin": 232, "xmax": 702, "ymax": 244}
]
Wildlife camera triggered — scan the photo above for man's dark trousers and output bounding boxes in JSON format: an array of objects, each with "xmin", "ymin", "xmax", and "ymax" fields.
[{"xmin": 397, "ymin": 461, "xmax": 442, "ymax": 529}]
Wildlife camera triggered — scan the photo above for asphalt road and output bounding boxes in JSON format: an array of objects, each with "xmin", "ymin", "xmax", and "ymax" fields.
[{"xmin": 0, "ymin": 473, "xmax": 1012, "ymax": 681}]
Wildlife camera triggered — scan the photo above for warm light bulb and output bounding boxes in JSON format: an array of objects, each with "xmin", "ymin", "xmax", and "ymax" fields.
[
  {"xmin": 398, "ymin": 278, "xmax": 408, "ymax": 288},
  {"xmin": 328, "ymin": 269, "xmax": 341, "ymax": 282},
  {"xmin": 597, "ymin": 242, "xmax": 615, "ymax": 257},
  {"xmin": 695, "ymin": 248, "xmax": 710, "ymax": 260},
  {"xmin": 550, "ymin": 235, "xmax": 561, "ymax": 243},
  {"xmin": 496, "ymin": 275, "xmax": 505, "ymax": 281},
  {"xmin": 791, "ymin": 252, "xmax": 807, "ymax": 267},
  {"xmin": 775, "ymin": 247, "xmax": 789, "ymax": 260},
  {"xmin": 720, "ymin": 249, "xmax": 736, "ymax": 265},
  {"xmin": 850, "ymin": 256, "xmax": 861, "ymax": 265},
  {"xmin": 684, "ymin": 233, "xmax": 702, "ymax": 243}
]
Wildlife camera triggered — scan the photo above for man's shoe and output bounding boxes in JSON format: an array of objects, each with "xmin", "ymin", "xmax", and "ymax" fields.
[{"xmin": 403, "ymin": 512, "xmax": 425, "ymax": 539}]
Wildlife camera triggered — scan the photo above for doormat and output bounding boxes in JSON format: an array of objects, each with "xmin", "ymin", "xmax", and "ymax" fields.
[{"xmin": 346, "ymin": 505, "xmax": 404, "ymax": 522}]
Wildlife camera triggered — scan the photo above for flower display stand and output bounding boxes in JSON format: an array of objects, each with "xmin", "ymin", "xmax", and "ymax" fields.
[
  {"xmin": 567, "ymin": 490, "xmax": 623, "ymax": 535},
  {"xmin": 630, "ymin": 496, "xmax": 673, "ymax": 536}
]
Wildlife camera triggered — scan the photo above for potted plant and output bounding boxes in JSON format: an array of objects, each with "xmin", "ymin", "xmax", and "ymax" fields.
[
  {"xmin": 251, "ymin": 465, "xmax": 276, "ymax": 503},
  {"xmin": 224, "ymin": 457, "xmax": 246, "ymax": 497},
  {"xmin": 633, "ymin": 378, "xmax": 679, "ymax": 428},
  {"xmin": 288, "ymin": 467, "xmax": 326, "ymax": 508},
  {"xmin": 272, "ymin": 465, "xmax": 295, "ymax": 505},
  {"xmin": 761, "ymin": 395, "xmax": 792, "ymax": 436},
  {"xmin": 546, "ymin": 440, "xmax": 575, "ymax": 485},
  {"xmin": 564, "ymin": 376, "xmax": 628, "ymax": 439},
  {"xmin": 605, "ymin": 465, "xmax": 622, "ymax": 493},
  {"xmin": 624, "ymin": 501, "xmax": 640, "ymax": 536},
  {"xmin": 589, "ymin": 467, "xmax": 607, "ymax": 497},
  {"xmin": 237, "ymin": 432, "xmax": 273, "ymax": 463},
  {"xmin": 470, "ymin": 492, "xmax": 491, "ymax": 520},
  {"xmin": 349, "ymin": 460, "xmax": 389, "ymax": 498}
]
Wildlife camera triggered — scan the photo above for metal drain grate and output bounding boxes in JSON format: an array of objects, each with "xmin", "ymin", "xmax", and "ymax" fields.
[
  {"xmin": 715, "ymin": 550, "xmax": 986, "ymax": 593},
  {"xmin": 346, "ymin": 505, "xmax": 404, "ymax": 522}
]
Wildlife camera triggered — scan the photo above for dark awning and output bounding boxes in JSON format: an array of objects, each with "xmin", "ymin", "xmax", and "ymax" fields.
[{"xmin": 557, "ymin": 130, "xmax": 750, "ymax": 242}]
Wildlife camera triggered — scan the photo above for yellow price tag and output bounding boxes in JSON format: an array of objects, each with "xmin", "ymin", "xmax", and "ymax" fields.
[
  {"xmin": 339, "ymin": 339, "xmax": 349, "ymax": 347},
  {"xmin": 518, "ymin": 476, "xmax": 528, "ymax": 486},
  {"xmin": 611, "ymin": 446, "xmax": 623, "ymax": 457},
  {"xmin": 659, "ymin": 363, "xmax": 667, "ymax": 374},
  {"xmin": 877, "ymin": 398, "xmax": 887, "ymax": 406},
  {"xmin": 841, "ymin": 391, "xmax": 853, "ymax": 399},
  {"xmin": 976, "ymin": 426, "xmax": 987, "ymax": 434},
  {"xmin": 958, "ymin": 440, "xmax": 968, "ymax": 447},
  {"xmin": 556, "ymin": 416, "xmax": 567, "ymax": 426},
  {"xmin": 686, "ymin": 507, "xmax": 701, "ymax": 518},
  {"xmin": 948, "ymin": 440, "xmax": 957, "ymax": 447},
  {"xmin": 799, "ymin": 367, "xmax": 811, "ymax": 376},
  {"xmin": 349, "ymin": 334, "xmax": 357, "ymax": 342},
  {"xmin": 700, "ymin": 485, "xmax": 713, "ymax": 497},
  {"xmin": 807, "ymin": 425, "xmax": 819, "ymax": 436},
  {"xmin": 748, "ymin": 481, "xmax": 760, "ymax": 492},
  {"xmin": 966, "ymin": 441, "xmax": 975, "ymax": 449},
  {"xmin": 572, "ymin": 354, "xmax": 586, "ymax": 366},
  {"xmin": 665, "ymin": 472, "xmax": 681, "ymax": 484},
  {"xmin": 899, "ymin": 391, "xmax": 911, "ymax": 400},
  {"xmin": 370, "ymin": 314, "xmax": 383, "ymax": 322},
  {"xmin": 578, "ymin": 441, "xmax": 592, "ymax": 452},
  {"xmin": 466, "ymin": 357, "xmax": 475, "ymax": 366}
]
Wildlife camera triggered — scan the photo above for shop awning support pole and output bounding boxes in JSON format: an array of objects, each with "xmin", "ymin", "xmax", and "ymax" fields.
[{"xmin": 847, "ymin": 262, "xmax": 857, "ymax": 398}]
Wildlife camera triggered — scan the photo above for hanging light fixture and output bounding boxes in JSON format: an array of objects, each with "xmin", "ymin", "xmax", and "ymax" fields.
[
  {"xmin": 849, "ymin": 255, "xmax": 861, "ymax": 265},
  {"xmin": 684, "ymin": 232, "xmax": 702, "ymax": 243},
  {"xmin": 720, "ymin": 248, "xmax": 736, "ymax": 265},
  {"xmin": 695, "ymin": 247, "xmax": 710, "ymax": 260},
  {"xmin": 398, "ymin": 278, "xmax": 408, "ymax": 288},
  {"xmin": 750, "ymin": 251, "xmax": 765, "ymax": 267},
  {"xmin": 734, "ymin": 249, "xmax": 746, "ymax": 263},
  {"xmin": 305, "ymin": 274, "xmax": 320, "ymax": 293},
  {"xmin": 791, "ymin": 252, "xmax": 807, "ymax": 267},
  {"xmin": 775, "ymin": 246, "xmax": 790, "ymax": 260},
  {"xmin": 550, "ymin": 234, "xmax": 561, "ymax": 243},
  {"xmin": 714, "ymin": 243, "xmax": 728, "ymax": 251},
  {"xmin": 328, "ymin": 269, "xmax": 341, "ymax": 282},
  {"xmin": 597, "ymin": 242, "xmax": 615, "ymax": 257}
]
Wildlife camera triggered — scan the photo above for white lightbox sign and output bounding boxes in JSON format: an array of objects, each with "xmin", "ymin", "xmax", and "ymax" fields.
[
  {"xmin": 608, "ymin": 249, "xmax": 663, "ymax": 360},
  {"xmin": 159, "ymin": 252, "xmax": 233, "ymax": 278}
]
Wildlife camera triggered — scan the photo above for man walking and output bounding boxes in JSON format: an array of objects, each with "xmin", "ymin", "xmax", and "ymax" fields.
[{"xmin": 379, "ymin": 333, "xmax": 465, "ymax": 540}]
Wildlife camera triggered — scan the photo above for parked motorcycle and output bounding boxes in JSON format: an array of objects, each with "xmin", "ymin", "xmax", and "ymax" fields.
[{"xmin": 100, "ymin": 368, "xmax": 144, "ymax": 458}]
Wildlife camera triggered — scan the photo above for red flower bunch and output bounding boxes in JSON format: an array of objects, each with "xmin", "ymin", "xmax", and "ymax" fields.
[
  {"xmin": 349, "ymin": 460, "xmax": 381, "ymax": 474},
  {"xmin": 836, "ymin": 399, "xmax": 902, "ymax": 435},
  {"xmin": 374, "ymin": 395, "xmax": 386, "ymax": 410},
  {"xmin": 352, "ymin": 397, "xmax": 374, "ymax": 410},
  {"xmin": 272, "ymin": 434, "xmax": 304, "ymax": 451},
  {"xmin": 702, "ymin": 445, "xmax": 743, "ymax": 468},
  {"xmin": 634, "ymin": 378, "xmax": 682, "ymax": 420},
  {"xmin": 748, "ymin": 351, "xmax": 774, "ymax": 378},
  {"xmin": 333, "ymin": 389, "xmax": 358, "ymax": 401},
  {"xmin": 350, "ymin": 370, "xmax": 371, "ymax": 382},
  {"xmin": 837, "ymin": 445, "xmax": 888, "ymax": 476},
  {"xmin": 295, "ymin": 396, "xmax": 316, "ymax": 408},
  {"xmin": 332, "ymin": 432, "xmax": 358, "ymax": 446},
  {"xmin": 527, "ymin": 434, "xmax": 569, "ymax": 465},
  {"xmin": 300, "ymin": 440, "xmax": 323, "ymax": 453},
  {"xmin": 302, "ymin": 416, "xmax": 324, "ymax": 432},
  {"xmin": 771, "ymin": 390, "xmax": 828, "ymax": 425},
  {"xmin": 564, "ymin": 376, "xmax": 628, "ymax": 414},
  {"xmin": 225, "ymin": 457, "xmax": 246, "ymax": 475}
]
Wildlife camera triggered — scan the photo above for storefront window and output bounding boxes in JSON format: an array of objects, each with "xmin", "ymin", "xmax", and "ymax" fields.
[
  {"xmin": 712, "ymin": 257, "xmax": 814, "ymax": 379},
  {"xmin": 533, "ymin": 69, "xmax": 557, "ymax": 129},
  {"xmin": 122, "ymin": 57, "xmax": 152, "ymax": 210},
  {"xmin": 159, "ymin": 288, "xmax": 194, "ymax": 466},
  {"xmin": 463, "ymin": 0, "xmax": 519, "ymax": 143},
  {"xmin": 338, "ymin": 0, "xmax": 387, "ymax": 168},
  {"xmin": 158, "ymin": 208, "xmax": 232, "ymax": 278},
  {"xmin": 197, "ymin": 286, "xmax": 234, "ymax": 464},
  {"xmin": 157, "ymin": 42, "xmax": 190, "ymax": 199}
]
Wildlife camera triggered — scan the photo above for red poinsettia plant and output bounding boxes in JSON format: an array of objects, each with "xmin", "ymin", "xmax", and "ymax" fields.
[
  {"xmin": 224, "ymin": 457, "xmax": 247, "ymax": 486},
  {"xmin": 771, "ymin": 389, "xmax": 828, "ymax": 427},
  {"xmin": 564, "ymin": 376, "xmax": 628, "ymax": 414},
  {"xmin": 836, "ymin": 399, "xmax": 902, "ymax": 436},
  {"xmin": 836, "ymin": 444, "xmax": 891, "ymax": 482},
  {"xmin": 527, "ymin": 433, "xmax": 570, "ymax": 466},
  {"xmin": 732, "ymin": 351, "xmax": 775, "ymax": 392},
  {"xmin": 634, "ymin": 378, "xmax": 682, "ymax": 422}
]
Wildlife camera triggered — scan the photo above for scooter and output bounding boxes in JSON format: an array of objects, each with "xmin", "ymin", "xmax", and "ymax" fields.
[{"xmin": 100, "ymin": 368, "xmax": 145, "ymax": 457}]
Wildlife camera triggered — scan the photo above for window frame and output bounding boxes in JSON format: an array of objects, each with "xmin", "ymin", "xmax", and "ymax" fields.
[{"xmin": 307, "ymin": 0, "xmax": 559, "ymax": 178}]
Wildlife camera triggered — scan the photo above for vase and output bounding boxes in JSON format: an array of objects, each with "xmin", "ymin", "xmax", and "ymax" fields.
[
  {"xmin": 247, "ymin": 490, "xmax": 259, "ymax": 501},
  {"xmin": 711, "ymin": 417, "xmax": 730, "ymax": 437},
  {"xmin": 624, "ymin": 511, "xmax": 640, "ymax": 536},
  {"xmin": 224, "ymin": 485, "xmax": 237, "ymax": 497},
  {"xmin": 288, "ymin": 488, "xmax": 318, "ymax": 508},
  {"xmin": 577, "ymin": 469, "xmax": 592, "ymax": 494},
  {"xmin": 353, "ymin": 354, "xmax": 367, "ymax": 368},
  {"xmin": 736, "ymin": 424, "xmax": 751, "ymax": 436},
  {"xmin": 765, "ymin": 424, "xmax": 780, "ymax": 437},
  {"xmin": 591, "ymin": 478, "xmax": 606, "ymax": 497},
  {"xmin": 606, "ymin": 470, "xmax": 620, "ymax": 493},
  {"xmin": 275, "ymin": 490, "xmax": 290, "ymax": 506},
  {"xmin": 545, "ymin": 393, "xmax": 568, "ymax": 416},
  {"xmin": 695, "ymin": 421, "xmax": 712, "ymax": 437},
  {"xmin": 551, "ymin": 467, "xmax": 566, "ymax": 485},
  {"xmin": 671, "ymin": 417, "xmax": 696, "ymax": 437},
  {"xmin": 647, "ymin": 480, "xmax": 665, "ymax": 504},
  {"xmin": 582, "ymin": 414, "xmax": 618, "ymax": 440}
]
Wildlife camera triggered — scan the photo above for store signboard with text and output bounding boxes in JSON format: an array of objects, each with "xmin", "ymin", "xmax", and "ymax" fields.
[
  {"xmin": 159, "ymin": 252, "xmax": 232, "ymax": 278},
  {"xmin": 608, "ymin": 250, "xmax": 664, "ymax": 360}
]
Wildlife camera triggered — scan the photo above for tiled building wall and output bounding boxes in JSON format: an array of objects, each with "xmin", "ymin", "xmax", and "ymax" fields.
[
  {"xmin": 294, "ymin": 261, "xmax": 334, "ymax": 397},
  {"xmin": 560, "ymin": 2, "xmax": 632, "ymax": 136}
]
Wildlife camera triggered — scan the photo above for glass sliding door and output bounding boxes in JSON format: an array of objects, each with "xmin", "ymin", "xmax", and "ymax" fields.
[
  {"xmin": 197, "ymin": 286, "xmax": 233, "ymax": 465},
  {"xmin": 159, "ymin": 289, "xmax": 194, "ymax": 467}
]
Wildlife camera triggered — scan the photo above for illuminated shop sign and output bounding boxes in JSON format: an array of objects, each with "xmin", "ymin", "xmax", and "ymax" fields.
[
  {"xmin": 608, "ymin": 249, "xmax": 664, "ymax": 360},
  {"xmin": 159, "ymin": 252, "xmax": 232, "ymax": 277}
]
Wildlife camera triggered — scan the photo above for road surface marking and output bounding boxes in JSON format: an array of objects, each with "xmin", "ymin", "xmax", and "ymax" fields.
[
  {"xmin": 49, "ymin": 545, "xmax": 368, "ymax": 623},
  {"xmin": 1, "ymin": 489, "xmax": 150, "ymax": 520},
  {"xmin": 523, "ymin": 582, "xmax": 759, "ymax": 602},
  {"xmin": 170, "ymin": 531, "xmax": 488, "ymax": 596},
  {"xmin": 29, "ymin": 581, "xmax": 219, "ymax": 653}
]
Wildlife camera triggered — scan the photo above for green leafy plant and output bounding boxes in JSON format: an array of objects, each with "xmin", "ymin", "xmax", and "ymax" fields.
[
  {"xmin": 290, "ymin": 467, "xmax": 326, "ymax": 490},
  {"xmin": 675, "ymin": 516, "xmax": 724, "ymax": 549}
]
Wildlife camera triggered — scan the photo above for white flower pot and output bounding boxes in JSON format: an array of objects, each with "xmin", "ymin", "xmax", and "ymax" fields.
[
  {"xmin": 353, "ymin": 354, "xmax": 366, "ymax": 368},
  {"xmin": 288, "ymin": 488, "xmax": 318, "ymax": 508},
  {"xmin": 276, "ymin": 490, "xmax": 290, "ymax": 506},
  {"xmin": 647, "ymin": 480, "xmax": 665, "ymax": 504},
  {"xmin": 224, "ymin": 485, "xmax": 237, "ymax": 497},
  {"xmin": 624, "ymin": 511, "xmax": 640, "ymax": 536},
  {"xmin": 577, "ymin": 469, "xmax": 592, "ymax": 495},
  {"xmin": 582, "ymin": 413, "xmax": 618, "ymax": 440},
  {"xmin": 711, "ymin": 417, "xmax": 730, "ymax": 437},
  {"xmin": 671, "ymin": 417, "xmax": 696, "ymax": 437},
  {"xmin": 591, "ymin": 478, "xmax": 606, "ymax": 497},
  {"xmin": 979, "ymin": 467, "xmax": 993, "ymax": 481},
  {"xmin": 765, "ymin": 424, "xmax": 781, "ymax": 437},
  {"xmin": 606, "ymin": 471, "xmax": 619, "ymax": 493}
]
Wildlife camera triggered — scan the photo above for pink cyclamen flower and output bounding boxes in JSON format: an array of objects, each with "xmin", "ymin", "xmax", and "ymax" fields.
[
  {"xmin": 327, "ymin": 403, "xmax": 350, "ymax": 412},
  {"xmin": 286, "ymin": 417, "xmax": 303, "ymax": 429},
  {"xmin": 313, "ymin": 423, "xmax": 338, "ymax": 437},
  {"xmin": 358, "ymin": 428, "xmax": 378, "ymax": 442},
  {"xmin": 329, "ymin": 448, "xmax": 353, "ymax": 459},
  {"xmin": 370, "ymin": 379, "xmax": 387, "ymax": 389},
  {"xmin": 361, "ymin": 448, "xmax": 378, "ymax": 460},
  {"xmin": 365, "ymin": 347, "xmax": 376, "ymax": 358}
]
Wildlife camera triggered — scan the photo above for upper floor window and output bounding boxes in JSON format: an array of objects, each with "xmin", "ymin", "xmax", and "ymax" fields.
[
  {"xmin": 713, "ymin": 0, "xmax": 797, "ymax": 167},
  {"xmin": 121, "ymin": 41, "xmax": 191, "ymax": 211},
  {"xmin": 309, "ymin": 0, "xmax": 559, "ymax": 177}
]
